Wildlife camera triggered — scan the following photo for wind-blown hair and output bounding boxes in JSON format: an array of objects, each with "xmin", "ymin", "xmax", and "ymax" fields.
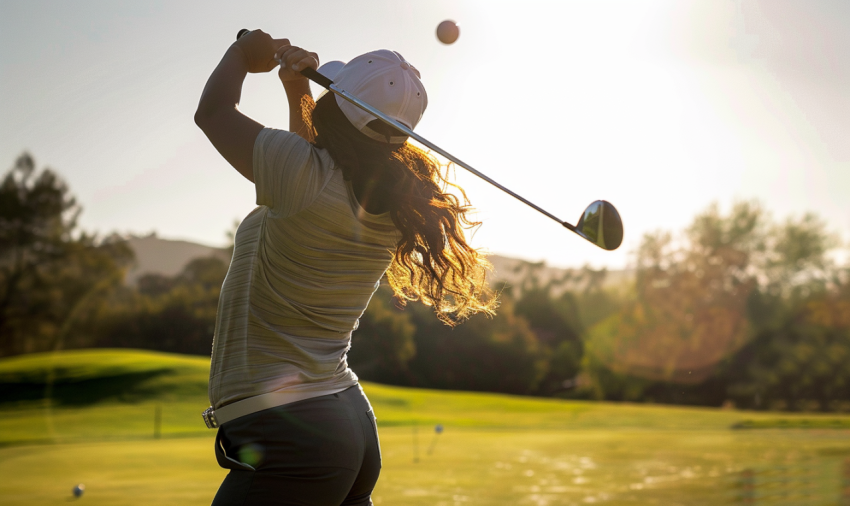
[{"xmin": 302, "ymin": 93, "xmax": 497, "ymax": 325}]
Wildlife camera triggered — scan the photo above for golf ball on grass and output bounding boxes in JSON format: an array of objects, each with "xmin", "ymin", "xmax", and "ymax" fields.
[
  {"xmin": 436, "ymin": 20, "xmax": 460, "ymax": 44},
  {"xmin": 73, "ymin": 484, "xmax": 85, "ymax": 497}
]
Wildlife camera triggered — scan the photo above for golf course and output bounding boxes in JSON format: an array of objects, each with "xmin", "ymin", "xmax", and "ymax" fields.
[{"xmin": 1, "ymin": 349, "xmax": 848, "ymax": 505}]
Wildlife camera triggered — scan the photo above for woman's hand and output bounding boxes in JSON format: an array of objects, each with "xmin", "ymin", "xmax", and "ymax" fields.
[
  {"xmin": 276, "ymin": 44, "xmax": 319, "ymax": 83},
  {"xmin": 233, "ymin": 29, "xmax": 288, "ymax": 73}
]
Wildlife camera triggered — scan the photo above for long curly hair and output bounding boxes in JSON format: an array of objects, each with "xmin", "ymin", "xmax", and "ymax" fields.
[{"xmin": 302, "ymin": 93, "xmax": 497, "ymax": 325}]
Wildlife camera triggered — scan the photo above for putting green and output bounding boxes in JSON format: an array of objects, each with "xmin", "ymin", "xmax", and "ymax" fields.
[{"xmin": 1, "ymin": 349, "xmax": 849, "ymax": 504}]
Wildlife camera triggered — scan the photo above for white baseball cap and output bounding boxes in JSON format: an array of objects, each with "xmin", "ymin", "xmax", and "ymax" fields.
[{"xmin": 317, "ymin": 50, "xmax": 428, "ymax": 144}]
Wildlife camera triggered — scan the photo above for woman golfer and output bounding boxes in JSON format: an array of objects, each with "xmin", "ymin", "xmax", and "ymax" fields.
[{"xmin": 195, "ymin": 30, "xmax": 496, "ymax": 505}]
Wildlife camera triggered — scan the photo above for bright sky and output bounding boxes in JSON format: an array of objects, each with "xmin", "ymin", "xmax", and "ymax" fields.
[{"xmin": 2, "ymin": 0, "xmax": 848, "ymax": 269}]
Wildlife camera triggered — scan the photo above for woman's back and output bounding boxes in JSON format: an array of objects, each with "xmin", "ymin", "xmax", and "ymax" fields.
[{"xmin": 209, "ymin": 128, "xmax": 399, "ymax": 411}]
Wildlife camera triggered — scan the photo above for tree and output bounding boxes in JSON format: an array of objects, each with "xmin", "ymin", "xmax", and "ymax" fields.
[
  {"xmin": 406, "ymin": 291, "xmax": 547, "ymax": 395},
  {"xmin": 348, "ymin": 283, "xmax": 416, "ymax": 384},
  {"xmin": 0, "ymin": 153, "xmax": 132, "ymax": 356},
  {"xmin": 512, "ymin": 268, "xmax": 582, "ymax": 395},
  {"xmin": 725, "ymin": 277, "xmax": 850, "ymax": 411},
  {"xmin": 723, "ymin": 215, "xmax": 845, "ymax": 411},
  {"xmin": 95, "ymin": 255, "xmax": 228, "ymax": 355},
  {"xmin": 579, "ymin": 201, "xmax": 847, "ymax": 409},
  {"xmin": 585, "ymin": 202, "xmax": 763, "ymax": 395}
]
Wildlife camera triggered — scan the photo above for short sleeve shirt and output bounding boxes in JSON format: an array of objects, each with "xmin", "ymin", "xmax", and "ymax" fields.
[{"xmin": 208, "ymin": 128, "xmax": 400, "ymax": 410}]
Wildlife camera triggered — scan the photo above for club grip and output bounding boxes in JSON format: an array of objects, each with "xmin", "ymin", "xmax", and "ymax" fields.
[
  {"xmin": 300, "ymin": 67, "xmax": 333, "ymax": 89},
  {"xmin": 235, "ymin": 29, "xmax": 332, "ymax": 90}
]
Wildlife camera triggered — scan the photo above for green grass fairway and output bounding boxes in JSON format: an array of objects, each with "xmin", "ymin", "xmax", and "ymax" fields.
[{"xmin": 2, "ymin": 349, "xmax": 849, "ymax": 505}]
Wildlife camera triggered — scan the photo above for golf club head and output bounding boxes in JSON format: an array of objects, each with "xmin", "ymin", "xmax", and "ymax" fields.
[{"xmin": 575, "ymin": 200, "xmax": 624, "ymax": 250}]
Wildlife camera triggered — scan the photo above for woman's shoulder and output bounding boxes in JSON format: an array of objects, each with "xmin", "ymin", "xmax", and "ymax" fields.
[
  {"xmin": 256, "ymin": 128, "xmax": 335, "ymax": 173},
  {"xmin": 257, "ymin": 127, "xmax": 311, "ymax": 153}
]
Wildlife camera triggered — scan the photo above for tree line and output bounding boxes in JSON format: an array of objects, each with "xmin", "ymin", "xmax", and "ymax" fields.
[{"xmin": 2, "ymin": 153, "xmax": 848, "ymax": 411}]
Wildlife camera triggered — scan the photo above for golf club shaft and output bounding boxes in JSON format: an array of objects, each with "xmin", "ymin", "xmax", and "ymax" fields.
[
  {"xmin": 236, "ymin": 29, "xmax": 571, "ymax": 228},
  {"xmin": 311, "ymin": 69, "xmax": 567, "ymax": 226}
]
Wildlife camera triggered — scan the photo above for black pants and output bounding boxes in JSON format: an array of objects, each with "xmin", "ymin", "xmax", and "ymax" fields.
[{"xmin": 211, "ymin": 385, "xmax": 381, "ymax": 506}]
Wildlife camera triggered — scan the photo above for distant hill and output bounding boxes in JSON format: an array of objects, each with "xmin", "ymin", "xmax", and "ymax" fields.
[
  {"xmin": 124, "ymin": 234, "xmax": 230, "ymax": 284},
  {"xmin": 487, "ymin": 255, "xmax": 632, "ymax": 294},
  {"xmin": 124, "ymin": 234, "xmax": 631, "ymax": 290}
]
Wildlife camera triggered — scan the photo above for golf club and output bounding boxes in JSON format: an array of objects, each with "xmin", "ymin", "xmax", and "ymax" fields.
[{"xmin": 237, "ymin": 29, "xmax": 624, "ymax": 250}]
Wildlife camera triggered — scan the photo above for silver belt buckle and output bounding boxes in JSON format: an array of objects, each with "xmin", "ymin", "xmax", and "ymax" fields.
[{"xmin": 202, "ymin": 406, "xmax": 219, "ymax": 429}]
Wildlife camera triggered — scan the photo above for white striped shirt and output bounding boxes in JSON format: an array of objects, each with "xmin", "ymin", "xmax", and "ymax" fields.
[{"xmin": 209, "ymin": 128, "xmax": 400, "ymax": 411}]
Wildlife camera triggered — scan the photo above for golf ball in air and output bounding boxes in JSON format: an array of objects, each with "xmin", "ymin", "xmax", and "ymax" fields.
[
  {"xmin": 73, "ymin": 484, "xmax": 85, "ymax": 497},
  {"xmin": 436, "ymin": 20, "xmax": 460, "ymax": 45}
]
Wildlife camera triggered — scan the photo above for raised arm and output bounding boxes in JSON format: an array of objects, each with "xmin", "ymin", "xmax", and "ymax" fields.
[
  {"xmin": 194, "ymin": 30, "xmax": 285, "ymax": 182},
  {"xmin": 275, "ymin": 45, "xmax": 320, "ymax": 141}
]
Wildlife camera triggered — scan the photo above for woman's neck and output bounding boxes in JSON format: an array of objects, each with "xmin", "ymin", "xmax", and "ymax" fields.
[{"xmin": 351, "ymin": 176, "xmax": 389, "ymax": 214}]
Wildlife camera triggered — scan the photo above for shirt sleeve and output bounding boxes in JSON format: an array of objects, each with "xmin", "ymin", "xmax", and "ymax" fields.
[{"xmin": 253, "ymin": 128, "xmax": 334, "ymax": 217}]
